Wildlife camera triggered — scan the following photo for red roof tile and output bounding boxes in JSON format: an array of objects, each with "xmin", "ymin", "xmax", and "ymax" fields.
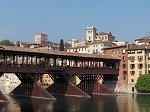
[{"xmin": 0, "ymin": 45, "xmax": 120, "ymax": 60}]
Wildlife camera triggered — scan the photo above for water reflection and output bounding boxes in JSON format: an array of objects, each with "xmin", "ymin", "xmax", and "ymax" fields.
[
  {"xmin": 53, "ymin": 95, "xmax": 69, "ymax": 112},
  {"xmin": 53, "ymin": 95, "xmax": 89, "ymax": 112},
  {"xmin": 0, "ymin": 102, "xmax": 9, "ymax": 112},
  {"xmin": 79, "ymin": 95, "xmax": 118, "ymax": 112},
  {"xmin": 1, "ymin": 94, "xmax": 150, "ymax": 112},
  {"xmin": 136, "ymin": 94, "xmax": 150, "ymax": 112},
  {"xmin": 9, "ymin": 96, "xmax": 54, "ymax": 112}
]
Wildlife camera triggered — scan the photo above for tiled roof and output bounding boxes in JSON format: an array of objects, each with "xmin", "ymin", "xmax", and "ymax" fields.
[
  {"xmin": 0, "ymin": 45, "xmax": 120, "ymax": 60},
  {"xmin": 128, "ymin": 44, "xmax": 150, "ymax": 50},
  {"xmin": 103, "ymin": 45, "xmax": 128, "ymax": 50},
  {"xmin": 86, "ymin": 41, "xmax": 116, "ymax": 45},
  {"xmin": 135, "ymin": 36, "xmax": 150, "ymax": 41},
  {"xmin": 17, "ymin": 41, "xmax": 34, "ymax": 45},
  {"xmin": 97, "ymin": 32, "xmax": 110, "ymax": 35},
  {"xmin": 68, "ymin": 45, "xmax": 88, "ymax": 49}
]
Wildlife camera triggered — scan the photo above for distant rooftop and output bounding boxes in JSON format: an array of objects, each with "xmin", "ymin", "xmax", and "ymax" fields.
[{"xmin": 135, "ymin": 36, "xmax": 150, "ymax": 41}]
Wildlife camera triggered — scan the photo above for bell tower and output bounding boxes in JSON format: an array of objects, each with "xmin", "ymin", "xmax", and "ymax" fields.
[{"xmin": 85, "ymin": 26, "xmax": 97, "ymax": 43}]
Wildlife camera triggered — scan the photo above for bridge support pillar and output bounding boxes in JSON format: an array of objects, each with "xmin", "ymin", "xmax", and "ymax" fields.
[
  {"xmin": 0, "ymin": 73, "xmax": 9, "ymax": 102},
  {"xmin": 77, "ymin": 74, "xmax": 114, "ymax": 94},
  {"xmin": 47, "ymin": 73, "xmax": 90, "ymax": 97},
  {"xmin": 9, "ymin": 73, "xmax": 55, "ymax": 100},
  {"xmin": 102, "ymin": 75, "xmax": 118, "ymax": 92}
]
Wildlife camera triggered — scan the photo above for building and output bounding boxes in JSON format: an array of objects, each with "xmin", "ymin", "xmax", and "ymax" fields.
[
  {"xmin": 0, "ymin": 73, "xmax": 21, "ymax": 94},
  {"xmin": 40, "ymin": 74, "xmax": 53, "ymax": 85},
  {"xmin": 34, "ymin": 33, "xmax": 48, "ymax": 45},
  {"xmin": 103, "ymin": 45, "xmax": 129, "ymax": 92},
  {"xmin": 68, "ymin": 39, "xmax": 80, "ymax": 48},
  {"xmin": 67, "ymin": 26, "xmax": 117, "ymax": 85},
  {"xmin": 113, "ymin": 41, "xmax": 128, "ymax": 46},
  {"xmin": 103, "ymin": 44, "xmax": 150, "ymax": 93},
  {"xmin": 135, "ymin": 36, "xmax": 150, "ymax": 45},
  {"xmin": 67, "ymin": 26, "xmax": 117, "ymax": 54},
  {"xmin": 67, "ymin": 41, "xmax": 116, "ymax": 54},
  {"xmin": 127, "ymin": 44, "xmax": 150, "ymax": 93},
  {"xmin": 85, "ymin": 26, "xmax": 115, "ymax": 43},
  {"xmin": 67, "ymin": 45, "xmax": 88, "ymax": 53},
  {"xmin": 15, "ymin": 41, "xmax": 33, "ymax": 48},
  {"xmin": 86, "ymin": 41, "xmax": 116, "ymax": 54}
]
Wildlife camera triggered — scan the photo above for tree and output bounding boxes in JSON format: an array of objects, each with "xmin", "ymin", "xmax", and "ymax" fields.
[
  {"xmin": 135, "ymin": 74, "xmax": 150, "ymax": 93},
  {"xmin": 70, "ymin": 75, "xmax": 76, "ymax": 85},
  {"xmin": 0, "ymin": 39, "xmax": 13, "ymax": 46},
  {"xmin": 59, "ymin": 39, "xmax": 64, "ymax": 51}
]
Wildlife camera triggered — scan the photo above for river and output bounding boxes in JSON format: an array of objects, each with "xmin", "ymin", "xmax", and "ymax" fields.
[{"xmin": 0, "ymin": 87, "xmax": 150, "ymax": 112}]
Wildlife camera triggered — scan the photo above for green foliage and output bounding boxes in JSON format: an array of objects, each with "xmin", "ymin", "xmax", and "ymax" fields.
[
  {"xmin": 0, "ymin": 39, "xmax": 13, "ymax": 46},
  {"xmin": 135, "ymin": 74, "xmax": 150, "ymax": 93},
  {"xmin": 59, "ymin": 39, "xmax": 64, "ymax": 51},
  {"xmin": 70, "ymin": 75, "xmax": 76, "ymax": 85},
  {"xmin": 136, "ymin": 94, "xmax": 150, "ymax": 111}
]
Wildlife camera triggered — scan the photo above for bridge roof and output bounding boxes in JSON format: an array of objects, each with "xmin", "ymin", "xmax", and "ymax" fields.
[{"xmin": 0, "ymin": 45, "xmax": 120, "ymax": 60}]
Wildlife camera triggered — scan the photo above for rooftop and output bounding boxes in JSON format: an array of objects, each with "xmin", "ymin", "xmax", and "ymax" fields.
[
  {"xmin": 128, "ymin": 44, "xmax": 150, "ymax": 50},
  {"xmin": 135, "ymin": 36, "xmax": 150, "ymax": 41},
  {"xmin": 0, "ymin": 45, "xmax": 120, "ymax": 60}
]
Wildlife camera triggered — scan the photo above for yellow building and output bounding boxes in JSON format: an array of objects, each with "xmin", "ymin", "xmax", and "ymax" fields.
[
  {"xmin": 127, "ymin": 45, "xmax": 150, "ymax": 93},
  {"xmin": 39, "ymin": 74, "xmax": 53, "ymax": 85}
]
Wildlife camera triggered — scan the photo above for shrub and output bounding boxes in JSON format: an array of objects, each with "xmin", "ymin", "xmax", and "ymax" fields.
[{"xmin": 135, "ymin": 74, "xmax": 150, "ymax": 93}]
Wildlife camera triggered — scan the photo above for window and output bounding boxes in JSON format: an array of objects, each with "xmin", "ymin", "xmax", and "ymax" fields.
[
  {"xmin": 137, "ymin": 50, "xmax": 142, "ymax": 53},
  {"xmin": 138, "ymin": 56, "xmax": 143, "ymax": 62},
  {"xmin": 88, "ymin": 31, "xmax": 92, "ymax": 34},
  {"xmin": 123, "ymin": 76, "xmax": 126, "ymax": 80},
  {"xmin": 132, "ymin": 87, "xmax": 134, "ymax": 92},
  {"xmin": 112, "ymin": 50, "xmax": 115, "ymax": 54},
  {"xmin": 139, "ymin": 71, "xmax": 142, "ymax": 75},
  {"xmin": 93, "ymin": 49, "xmax": 95, "ymax": 52},
  {"xmin": 96, "ymin": 49, "xmax": 98, "ymax": 53},
  {"xmin": 130, "ymin": 64, "xmax": 135, "ymax": 69},
  {"xmin": 145, "ymin": 64, "xmax": 147, "ymax": 68},
  {"xmin": 130, "ymin": 71, "xmax": 135, "ymax": 75},
  {"xmin": 131, "ymin": 79, "xmax": 134, "ymax": 82},
  {"xmin": 123, "ymin": 71, "xmax": 127, "ymax": 75},
  {"xmin": 122, "ymin": 56, "xmax": 126, "ymax": 61},
  {"xmin": 138, "ymin": 64, "xmax": 143, "ymax": 69},
  {"xmin": 129, "ymin": 56, "xmax": 135, "ymax": 62},
  {"xmin": 122, "ymin": 49, "xmax": 126, "ymax": 54},
  {"xmin": 131, "ymin": 51, "xmax": 135, "ymax": 54},
  {"xmin": 89, "ymin": 37, "xmax": 91, "ymax": 40},
  {"xmin": 123, "ymin": 64, "xmax": 126, "ymax": 68}
]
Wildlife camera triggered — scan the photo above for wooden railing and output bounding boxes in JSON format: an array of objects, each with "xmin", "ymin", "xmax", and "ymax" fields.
[{"xmin": 0, "ymin": 63, "xmax": 119, "ymax": 75}]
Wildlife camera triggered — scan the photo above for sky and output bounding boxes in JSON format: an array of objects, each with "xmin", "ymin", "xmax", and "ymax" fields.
[{"xmin": 0, "ymin": 0, "xmax": 150, "ymax": 43}]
